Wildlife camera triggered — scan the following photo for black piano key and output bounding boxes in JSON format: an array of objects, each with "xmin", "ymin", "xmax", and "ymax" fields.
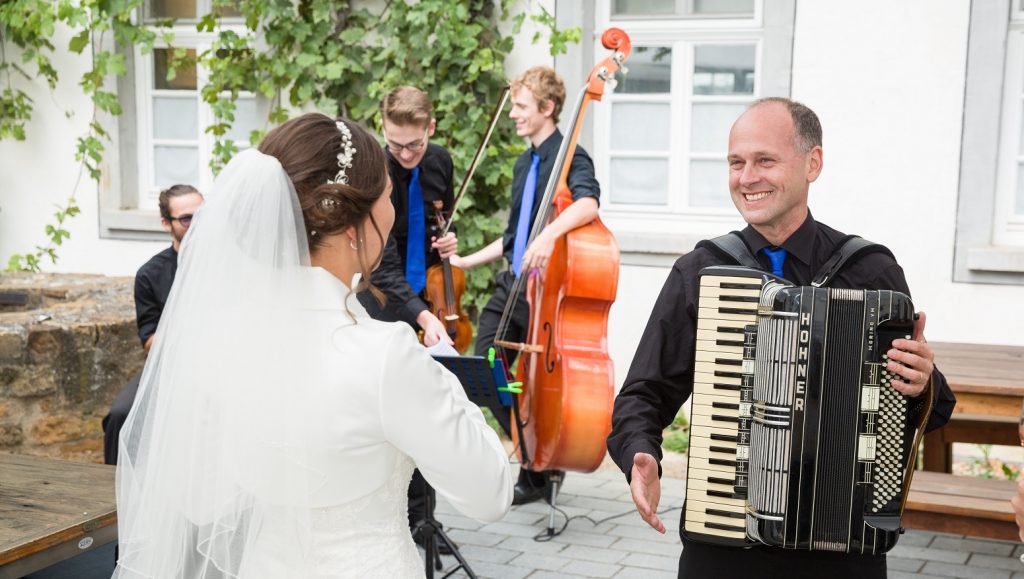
[
  {"xmin": 710, "ymin": 445, "xmax": 735, "ymax": 454},
  {"xmin": 715, "ymin": 358, "xmax": 743, "ymax": 366},
  {"xmin": 709, "ymin": 458, "xmax": 738, "ymax": 467},
  {"xmin": 713, "ymin": 383, "xmax": 740, "ymax": 391},
  {"xmin": 707, "ymin": 489, "xmax": 744, "ymax": 500},
  {"xmin": 714, "ymin": 370, "xmax": 744, "ymax": 379},
  {"xmin": 718, "ymin": 295, "xmax": 760, "ymax": 303},
  {"xmin": 710, "ymin": 433, "xmax": 738, "ymax": 442},
  {"xmin": 718, "ymin": 326, "xmax": 745, "ymax": 334},
  {"xmin": 720, "ymin": 282, "xmax": 762, "ymax": 291},
  {"xmin": 718, "ymin": 307, "xmax": 757, "ymax": 315},
  {"xmin": 712, "ymin": 402, "xmax": 740, "ymax": 410},
  {"xmin": 712, "ymin": 415, "xmax": 739, "ymax": 424},
  {"xmin": 716, "ymin": 339, "xmax": 745, "ymax": 347},
  {"xmin": 706, "ymin": 508, "xmax": 746, "ymax": 520},
  {"xmin": 708, "ymin": 476, "xmax": 735, "ymax": 486}
]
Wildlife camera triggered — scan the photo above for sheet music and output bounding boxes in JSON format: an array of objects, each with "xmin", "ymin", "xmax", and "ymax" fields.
[{"xmin": 426, "ymin": 340, "xmax": 459, "ymax": 357}]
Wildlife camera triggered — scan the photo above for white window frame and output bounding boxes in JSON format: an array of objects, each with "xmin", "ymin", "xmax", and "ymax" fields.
[
  {"xmin": 953, "ymin": 0, "xmax": 1024, "ymax": 282},
  {"xmin": 99, "ymin": 3, "xmax": 251, "ymax": 238},
  {"xmin": 589, "ymin": 0, "xmax": 786, "ymax": 259},
  {"xmin": 993, "ymin": 6, "xmax": 1024, "ymax": 247}
]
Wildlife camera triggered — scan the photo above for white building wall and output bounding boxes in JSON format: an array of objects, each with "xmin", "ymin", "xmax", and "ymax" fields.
[
  {"xmin": 606, "ymin": 0, "xmax": 1023, "ymax": 396},
  {"xmin": 0, "ymin": 25, "xmax": 168, "ymax": 277},
  {"xmin": 3, "ymin": 1, "xmax": 1021, "ymax": 375}
]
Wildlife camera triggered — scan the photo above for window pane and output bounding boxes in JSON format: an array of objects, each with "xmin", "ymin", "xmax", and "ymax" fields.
[
  {"xmin": 611, "ymin": 103, "xmax": 671, "ymax": 151},
  {"xmin": 227, "ymin": 98, "xmax": 261, "ymax": 142},
  {"xmin": 1017, "ymin": 163, "xmax": 1024, "ymax": 214},
  {"xmin": 615, "ymin": 46, "xmax": 671, "ymax": 94},
  {"xmin": 689, "ymin": 159, "xmax": 730, "ymax": 207},
  {"xmin": 1018, "ymin": 100, "xmax": 1024, "ymax": 155},
  {"xmin": 153, "ymin": 97, "xmax": 198, "ymax": 140},
  {"xmin": 154, "ymin": 49, "xmax": 197, "ymax": 91},
  {"xmin": 693, "ymin": 45, "xmax": 755, "ymax": 95},
  {"xmin": 610, "ymin": 158, "xmax": 669, "ymax": 205},
  {"xmin": 214, "ymin": 0, "xmax": 242, "ymax": 17},
  {"xmin": 612, "ymin": 0, "xmax": 675, "ymax": 16},
  {"xmin": 154, "ymin": 146, "xmax": 200, "ymax": 189},
  {"xmin": 693, "ymin": 0, "xmax": 755, "ymax": 15},
  {"xmin": 146, "ymin": 0, "xmax": 196, "ymax": 19},
  {"xmin": 691, "ymin": 103, "xmax": 746, "ymax": 152}
]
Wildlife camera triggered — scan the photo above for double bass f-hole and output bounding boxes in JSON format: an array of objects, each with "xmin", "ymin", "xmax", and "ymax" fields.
[{"xmin": 543, "ymin": 322, "xmax": 555, "ymax": 373}]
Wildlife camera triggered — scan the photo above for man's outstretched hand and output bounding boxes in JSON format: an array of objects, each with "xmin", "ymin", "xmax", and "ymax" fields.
[{"xmin": 629, "ymin": 452, "xmax": 665, "ymax": 534}]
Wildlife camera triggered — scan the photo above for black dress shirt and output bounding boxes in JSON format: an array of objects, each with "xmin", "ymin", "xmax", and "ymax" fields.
[
  {"xmin": 134, "ymin": 246, "xmax": 177, "ymax": 346},
  {"xmin": 366, "ymin": 143, "xmax": 455, "ymax": 326},
  {"xmin": 607, "ymin": 212, "xmax": 956, "ymax": 579},
  {"xmin": 501, "ymin": 130, "xmax": 600, "ymax": 266}
]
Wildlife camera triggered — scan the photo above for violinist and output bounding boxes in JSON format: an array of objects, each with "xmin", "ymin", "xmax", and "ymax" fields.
[
  {"xmin": 356, "ymin": 85, "xmax": 459, "ymax": 550},
  {"xmin": 451, "ymin": 66, "xmax": 601, "ymax": 505}
]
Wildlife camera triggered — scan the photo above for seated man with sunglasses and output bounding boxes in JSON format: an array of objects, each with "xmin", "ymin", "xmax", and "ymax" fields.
[{"xmin": 102, "ymin": 183, "xmax": 203, "ymax": 465}]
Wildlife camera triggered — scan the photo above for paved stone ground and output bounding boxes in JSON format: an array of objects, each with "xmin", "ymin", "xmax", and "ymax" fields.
[
  {"xmin": 26, "ymin": 464, "xmax": 1024, "ymax": 578},
  {"xmin": 430, "ymin": 466, "xmax": 1024, "ymax": 579}
]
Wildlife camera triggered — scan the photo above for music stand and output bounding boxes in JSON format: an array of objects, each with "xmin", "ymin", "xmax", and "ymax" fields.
[{"xmin": 418, "ymin": 354, "xmax": 514, "ymax": 579}]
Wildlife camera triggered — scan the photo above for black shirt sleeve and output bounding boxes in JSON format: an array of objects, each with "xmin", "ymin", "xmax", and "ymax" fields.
[
  {"xmin": 567, "ymin": 145, "xmax": 600, "ymax": 205},
  {"xmin": 134, "ymin": 273, "xmax": 161, "ymax": 346},
  {"xmin": 607, "ymin": 254, "xmax": 704, "ymax": 481},
  {"xmin": 368, "ymin": 234, "xmax": 429, "ymax": 327}
]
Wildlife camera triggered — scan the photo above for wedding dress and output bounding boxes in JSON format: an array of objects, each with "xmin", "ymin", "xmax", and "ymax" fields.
[{"xmin": 113, "ymin": 149, "xmax": 512, "ymax": 579}]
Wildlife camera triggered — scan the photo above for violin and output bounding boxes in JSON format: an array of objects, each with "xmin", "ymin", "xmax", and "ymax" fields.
[
  {"xmin": 495, "ymin": 28, "xmax": 631, "ymax": 473},
  {"xmin": 424, "ymin": 200, "xmax": 473, "ymax": 352},
  {"xmin": 420, "ymin": 86, "xmax": 511, "ymax": 352}
]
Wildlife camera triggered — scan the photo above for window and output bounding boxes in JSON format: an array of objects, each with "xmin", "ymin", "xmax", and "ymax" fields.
[
  {"xmin": 993, "ymin": 4, "xmax": 1024, "ymax": 247},
  {"xmin": 134, "ymin": 0, "xmax": 260, "ymax": 212},
  {"xmin": 589, "ymin": 0, "xmax": 793, "ymax": 255},
  {"xmin": 100, "ymin": 0, "xmax": 260, "ymax": 237},
  {"xmin": 953, "ymin": 0, "xmax": 1024, "ymax": 282}
]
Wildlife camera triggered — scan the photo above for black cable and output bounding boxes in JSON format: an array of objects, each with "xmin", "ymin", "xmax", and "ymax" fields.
[{"xmin": 526, "ymin": 501, "xmax": 684, "ymax": 541}]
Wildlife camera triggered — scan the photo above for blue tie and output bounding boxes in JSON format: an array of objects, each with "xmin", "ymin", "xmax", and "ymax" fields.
[
  {"xmin": 762, "ymin": 246, "xmax": 787, "ymax": 278},
  {"xmin": 512, "ymin": 152, "xmax": 541, "ymax": 275},
  {"xmin": 405, "ymin": 167, "xmax": 426, "ymax": 293}
]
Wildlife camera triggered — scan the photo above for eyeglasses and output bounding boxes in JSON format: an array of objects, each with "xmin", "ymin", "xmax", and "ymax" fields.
[
  {"xmin": 169, "ymin": 214, "xmax": 193, "ymax": 227},
  {"xmin": 384, "ymin": 129, "xmax": 429, "ymax": 154}
]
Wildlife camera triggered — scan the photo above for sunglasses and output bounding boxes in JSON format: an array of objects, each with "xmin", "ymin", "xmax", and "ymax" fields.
[{"xmin": 169, "ymin": 214, "xmax": 193, "ymax": 227}]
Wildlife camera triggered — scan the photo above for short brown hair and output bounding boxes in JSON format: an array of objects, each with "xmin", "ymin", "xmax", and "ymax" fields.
[
  {"xmin": 158, "ymin": 184, "xmax": 200, "ymax": 221},
  {"xmin": 380, "ymin": 86, "xmax": 433, "ymax": 128},
  {"xmin": 510, "ymin": 66, "xmax": 566, "ymax": 124},
  {"xmin": 751, "ymin": 97, "xmax": 822, "ymax": 154},
  {"xmin": 258, "ymin": 113, "xmax": 390, "ymax": 306}
]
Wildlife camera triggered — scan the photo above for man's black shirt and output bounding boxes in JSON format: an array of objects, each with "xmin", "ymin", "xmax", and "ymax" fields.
[
  {"xmin": 134, "ymin": 246, "xmax": 177, "ymax": 346},
  {"xmin": 606, "ymin": 212, "xmax": 956, "ymax": 579},
  {"xmin": 501, "ymin": 130, "xmax": 600, "ymax": 266},
  {"xmin": 366, "ymin": 143, "xmax": 455, "ymax": 326}
]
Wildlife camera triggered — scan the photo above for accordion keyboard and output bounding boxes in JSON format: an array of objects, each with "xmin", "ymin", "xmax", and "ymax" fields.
[{"xmin": 683, "ymin": 274, "xmax": 762, "ymax": 545}]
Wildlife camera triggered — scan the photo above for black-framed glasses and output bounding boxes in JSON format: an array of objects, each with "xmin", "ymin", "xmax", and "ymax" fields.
[
  {"xmin": 169, "ymin": 214, "xmax": 193, "ymax": 227},
  {"xmin": 384, "ymin": 129, "xmax": 429, "ymax": 154}
]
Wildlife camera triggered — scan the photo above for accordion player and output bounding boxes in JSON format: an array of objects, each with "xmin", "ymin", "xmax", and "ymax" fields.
[{"xmin": 683, "ymin": 265, "xmax": 933, "ymax": 555}]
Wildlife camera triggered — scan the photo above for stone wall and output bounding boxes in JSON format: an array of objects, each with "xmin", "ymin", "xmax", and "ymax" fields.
[{"xmin": 0, "ymin": 272, "xmax": 144, "ymax": 462}]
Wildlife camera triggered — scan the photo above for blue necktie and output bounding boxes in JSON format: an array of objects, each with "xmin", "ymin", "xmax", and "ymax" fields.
[
  {"xmin": 762, "ymin": 246, "xmax": 787, "ymax": 278},
  {"xmin": 512, "ymin": 152, "xmax": 542, "ymax": 275},
  {"xmin": 405, "ymin": 167, "xmax": 426, "ymax": 293}
]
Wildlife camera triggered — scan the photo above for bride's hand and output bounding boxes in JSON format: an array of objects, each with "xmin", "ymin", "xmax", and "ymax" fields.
[{"xmin": 417, "ymin": 310, "xmax": 454, "ymax": 347}]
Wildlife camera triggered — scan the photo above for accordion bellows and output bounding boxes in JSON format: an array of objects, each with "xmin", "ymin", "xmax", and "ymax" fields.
[{"xmin": 682, "ymin": 266, "xmax": 928, "ymax": 555}]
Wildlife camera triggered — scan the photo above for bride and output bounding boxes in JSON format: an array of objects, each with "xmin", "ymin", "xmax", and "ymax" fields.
[{"xmin": 113, "ymin": 114, "xmax": 512, "ymax": 578}]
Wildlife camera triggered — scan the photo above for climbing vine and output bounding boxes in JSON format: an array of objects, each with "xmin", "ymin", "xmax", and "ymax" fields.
[{"xmin": 1, "ymin": 0, "xmax": 579, "ymax": 314}]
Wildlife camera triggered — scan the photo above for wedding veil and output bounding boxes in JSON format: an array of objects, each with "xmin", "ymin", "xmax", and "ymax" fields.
[{"xmin": 115, "ymin": 148, "xmax": 333, "ymax": 577}]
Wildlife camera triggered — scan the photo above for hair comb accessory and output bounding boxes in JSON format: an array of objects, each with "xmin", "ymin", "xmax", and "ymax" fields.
[
  {"xmin": 331, "ymin": 120, "xmax": 357, "ymax": 185},
  {"xmin": 319, "ymin": 198, "xmax": 339, "ymax": 211}
]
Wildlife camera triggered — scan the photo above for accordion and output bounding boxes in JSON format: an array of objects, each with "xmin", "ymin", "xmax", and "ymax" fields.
[{"xmin": 682, "ymin": 266, "xmax": 930, "ymax": 555}]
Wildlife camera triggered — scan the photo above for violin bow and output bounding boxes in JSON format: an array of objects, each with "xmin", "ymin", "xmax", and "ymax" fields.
[{"xmin": 440, "ymin": 85, "xmax": 511, "ymax": 237}]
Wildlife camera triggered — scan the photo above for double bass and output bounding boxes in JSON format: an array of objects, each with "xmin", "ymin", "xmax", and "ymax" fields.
[{"xmin": 495, "ymin": 29, "xmax": 631, "ymax": 475}]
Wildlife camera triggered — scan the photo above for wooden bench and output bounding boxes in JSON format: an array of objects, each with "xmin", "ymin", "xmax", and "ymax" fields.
[
  {"xmin": 0, "ymin": 453, "xmax": 116, "ymax": 579},
  {"xmin": 903, "ymin": 471, "xmax": 1018, "ymax": 540},
  {"xmin": 922, "ymin": 342, "xmax": 1024, "ymax": 472}
]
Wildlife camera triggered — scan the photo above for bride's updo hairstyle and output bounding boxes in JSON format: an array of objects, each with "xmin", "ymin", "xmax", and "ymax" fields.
[{"xmin": 259, "ymin": 113, "xmax": 388, "ymax": 303}]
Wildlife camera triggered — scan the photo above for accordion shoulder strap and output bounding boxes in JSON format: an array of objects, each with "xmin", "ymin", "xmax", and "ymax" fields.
[
  {"xmin": 695, "ymin": 231, "xmax": 761, "ymax": 269},
  {"xmin": 697, "ymin": 232, "xmax": 894, "ymax": 288},
  {"xmin": 811, "ymin": 235, "xmax": 894, "ymax": 288}
]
